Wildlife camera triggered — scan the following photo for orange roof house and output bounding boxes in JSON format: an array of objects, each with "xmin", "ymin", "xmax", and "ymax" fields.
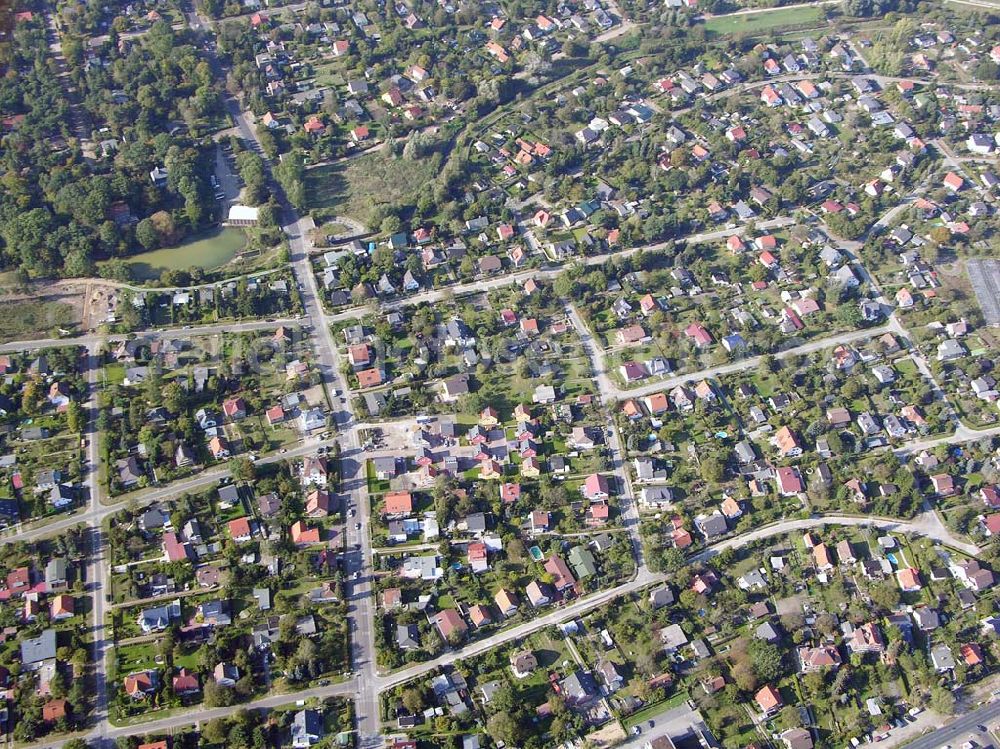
[
  {"xmin": 622, "ymin": 399, "xmax": 643, "ymax": 419},
  {"xmin": 897, "ymin": 567, "xmax": 922, "ymax": 592},
  {"xmin": 228, "ymin": 517, "xmax": 252, "ymax": 542},
  {"xmin": 357, "ymin": 368, "xmax": 383, "ymax": 388},
  {"xmin": 469, "ymin": 604, "xmax": 492, "ymax": 627},
  {"xmin": 813, "ymin": 543, "xmax": 833, "ymax": 571},
  {"xmin": 486, "ymin": 41, "xmax": 510, "ymax": 63},
  {"xmin": 383, "ymin": 491, "xmax": 413, "ymax": 516},
  {"xmin": 433, "ymin": 608, "xmax": 468, "ymax": 640},
  {"xmin": 42, "ymin": 699, "xmax": 68, "ymax": 723},
  {"xmin": 290, "ymin": 520, "xmax": 321, "ymax": 546},
  {"xmin": 672, "ymin": 527, "xmax": 693, "ymax": 548},
  {"xmin": 756, "ymin": 685, "xmax": 783, "ymax": 714},
  {"xmin": 124, "ymin": 671, "xmax": 156, "ymax": 699},
  {"xmin": 961, "ymin": 643, "xmax": 983, "ymax": 666},
  {"xmin": 50, "ymin": 594, "xmax": 74, "ymax": 620},
  {"xmin": 480, "ymin": 460, "xmax": 502, "ymax": 479},
  {"xmin": 208, "ymin": 436, "xmax": 229, "ymax": 458},
  {"xmin": 774, "ymin": 426, "xmax": 802, "ymax": 456},
  {"xmin": 494, "ymin": 588, "xmax": 519, "ymax": 616}
]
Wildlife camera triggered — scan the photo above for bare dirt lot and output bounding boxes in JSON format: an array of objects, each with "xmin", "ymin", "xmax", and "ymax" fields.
[
  {"xmin": 0, "ymin": 281, "xmax": 90, "ymax": 342},
  {"xmin": 584, "ymin": 720, "xmax": 627, "ymax": 748}
]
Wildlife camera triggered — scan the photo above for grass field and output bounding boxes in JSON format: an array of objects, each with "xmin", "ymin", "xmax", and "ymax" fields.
[
  {"xmin": 622, "ymin": 689, "xmax": 692, "ymax": 729},
  {"xmin": 0, "ymin": 300, "xmax": 76, "ymax": 342},
  {"xmin": 304, "ymin": 151, "xmax": 440, "ymax": 227},
  {"xmin": 703, "ymin": 5, "xmax": 824, "ymax": 35}
]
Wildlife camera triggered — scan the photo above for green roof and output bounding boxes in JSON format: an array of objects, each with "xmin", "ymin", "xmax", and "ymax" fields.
[{"xmin": 568, "ymin": 546, "xmax": 597, "ymax": 578}]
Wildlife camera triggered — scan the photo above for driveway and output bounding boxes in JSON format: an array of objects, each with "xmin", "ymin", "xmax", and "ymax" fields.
[{"xmin": 616, "ymin": 701, "xmax": 708, "ymax": 748}]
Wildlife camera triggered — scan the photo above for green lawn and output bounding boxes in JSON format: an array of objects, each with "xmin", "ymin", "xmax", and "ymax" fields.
[
  {"xmin": 703, "ymin": 5, "xmax": 824, "ymax": 35},
  {"xmin": 622, "ymin": 689, "xmax": 692, "ymax": 729},
  {"xmin": 366, "ymin": 460, "xmax": 390, "ymax": 494},
  {"xmin": 116, "ymin": 641, "xmax": 159, "ymax": 673},
  {"xmin": 304, "ymin": 151, "xmax": 441, "ymax": 227},
  {"xmin": 105, "ymin": 364, "xmax": 126, "ymax": 385}
]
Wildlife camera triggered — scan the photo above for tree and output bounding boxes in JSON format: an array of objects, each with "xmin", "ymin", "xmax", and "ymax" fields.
[
  {"xmin": 401, "ymin": 688, "xmax": 424, "ymax": 714},
  {"xmin": 748, "ymin": 638, "xmax": 784, "ymax": 681},
  {"xmin": 230, "ymin": 457, "xmax": 256, "ymax": 483},
  {"xmin": 487, "ymin": 711, "xmax": 525, "ymax": 745},
  {"xmin": 870, "ymin": 580, "xmax": 900, "ymax": 611},
  {"xmin": 135, "ymin": 218, "xmax": 160, "ymax": 250},
  {"xmin": 163, "ymin": 381, "xmax": 186, "ymax": 414},
  {"xmin": 731, "ymin": 659, "xmax": 758, "ymax": 692},
  {"xmin": 274, "ymin": 152, "xmax": 306, "ymax": 210},
  {"xmin": 778, "ymin": 705, "xmax": 801, "ymax": 730},
  {"xmin": 202, "ymin": 718, "xmax": 229, "ymax": 744},
  {"xmin": 929, "ymin": 686, "xmax": 956, "ymax": 715},
  {"xmin": 21, "ymin": 379, "xmax": 43, "ymax": 415},
  {"xmin": 204, "ymin": 679, "xmax": 234, "ymax": 707},
  {"xmin": 700, "ymin": 455, "xmax": 725, "ymax": 484},
  {"xmin": 66, "ymin": 401, "xmax": 85, "ymax": 433}
]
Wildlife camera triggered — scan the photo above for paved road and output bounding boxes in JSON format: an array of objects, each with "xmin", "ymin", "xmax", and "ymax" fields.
[
  {"xmin": 327, "ymin": 216, "xmax": 796, "ymax": 321},
  {"xmin": 195, "ymin": 0, "xmax": 383, "ymax": 741},
  {"xmin": 0, "ymin": 317, "xmax": 302, "ymax": 354},
  {"xmin": 609, "ymin": 322, "xmax": 895, "ymax": 400},
  {"xmin": 700, "ymin": 0, "xmax": 837, "ymax": 18},
  {"xmin": 0, "ymin": 434, "xmax": 340, "ymax": 544},
  {"xmin": 378, "ymin": 511, "xmax": 976, "ymax": 694},
  {"xmin": 903, "ymin": 700, "xmax": 1000, "ymax": 749},
  {"xmin": 934, "ymin": 139, "xmax": 988, "ymax": 196},
  {"xmin": 895, "ymin": 422, "xmax": 1000, "ymax": 457},
  {"xmin": 84, "ymin": 343, "xmax": 110, "ymax": 742},
  {"xmin": 692, "ymin": 512, "xmax": 978, "ymax": 560},
  {"xmin": 103, "ymin": 678, "xmax": 359, "ymax": 740},
  {"xmin": 15, "ymin": 16, "xmax": 1000, "ymax": 748},
  {"xmin": 565, "ymin": 301, "xmax": 646, "ymax": 568},
  {"xmin": 30, "ymin": 509, "xmax": 977, "ymax": 745}
]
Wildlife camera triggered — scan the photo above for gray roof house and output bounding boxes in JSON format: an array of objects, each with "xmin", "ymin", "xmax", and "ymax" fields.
[
  {"xmin": 696, "ymin": 512, "xmax": 729, "ymax": 539},
  {"xmin": 45, "ymin": 557, "xmax": 68, "ymax": 589},
  {"xmin": 199, "ymin": 599, "xmax": 232, "ymax": 627},
  {"xmin": 292, "ymin": 709, "xmax": 323, "ymax": 748},
  {"xmin": 397, "ymin": 624, "xmax": 420, "ymax": 650},
  {"xmin": 912, "ymin": 607, "xmax": 940, "ymax": 631},
  {"xmin": 649, "ymin": 586, "xmax": 674, "ymax": 609},
  {"xmin": 931, "ymin": 643, "xmax": 955, "ymax": 672},
  {"xmin": 561, "ymin": 670, "xmax": 597, "ymax": 705},
  {"xmin": 138, "ymin": 599, "xmax": 182, "ymax": 633},
  {"xmin": 755, "ymin": 621, "xmax": 781, "ymax": 643},
  {"xmin": 21, "ymin": 629, "xmax": 57, "ymax": 668}
]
